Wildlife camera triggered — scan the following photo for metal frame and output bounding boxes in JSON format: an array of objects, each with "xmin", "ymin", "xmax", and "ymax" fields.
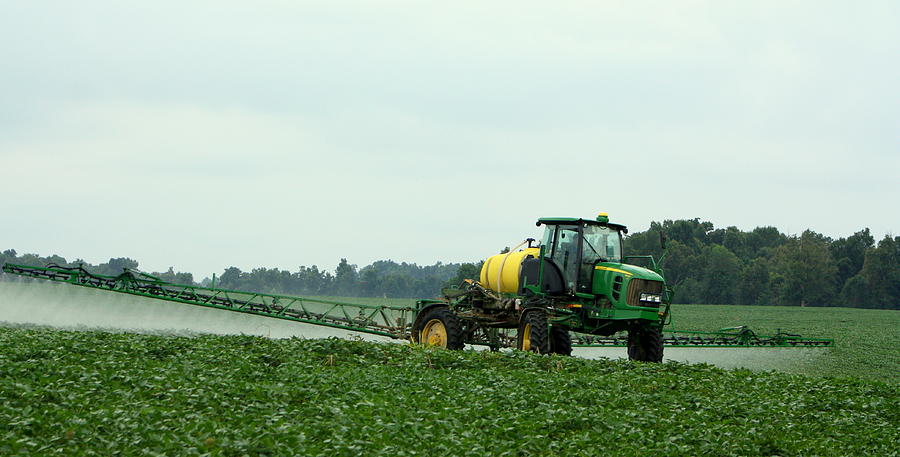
[
  {"xmin": 2, "ymin": 263, "xmax": 413, "ymax": 339},
  {"xmin": 2, "ymin": 263, "xmax": 833, "ymax": 349}
]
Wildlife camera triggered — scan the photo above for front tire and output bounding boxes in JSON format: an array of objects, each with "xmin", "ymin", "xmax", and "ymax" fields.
[
  {"xmin": 627, "ymin": 324, "xmax": 663, "ymax": 362},
  {"xmin": 518, "ymin": 311, "xmax": 571, "ymax": 355},
  {"xmin": 550, "ymin": 326, "xmax": 572, "ymax": 356},
  {"xmin": 518, "ymin": 311, "xmax": 550, "ymax": 354},
  {"xmin": 414, "ymin": 307, "xmax": 464, "ymax": 350}
]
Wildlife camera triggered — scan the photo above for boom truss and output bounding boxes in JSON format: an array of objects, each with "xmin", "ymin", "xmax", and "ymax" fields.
[
  {"xmin": 2, "ymin": 263, "xmax": 833, "ymax": 349},
  {"xmin": 2, "ymin": 263, "xmax": 413, "ymax": 340}
]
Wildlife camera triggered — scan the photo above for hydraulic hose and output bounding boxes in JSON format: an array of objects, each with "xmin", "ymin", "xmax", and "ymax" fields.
[{"xmin": 496, "ymin": 239, "xmax": 529, "ymax": 293}]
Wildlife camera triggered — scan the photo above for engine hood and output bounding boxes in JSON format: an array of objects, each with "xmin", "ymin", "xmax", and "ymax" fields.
[{"xmin": 594, "ymin": 262, "xmax": 665, "ymax": 282}]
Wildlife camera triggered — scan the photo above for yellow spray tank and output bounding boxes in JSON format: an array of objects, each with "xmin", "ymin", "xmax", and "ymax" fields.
[{"xmin": 479, "ymin": 244, "xmax": 540, "ymax": 294}]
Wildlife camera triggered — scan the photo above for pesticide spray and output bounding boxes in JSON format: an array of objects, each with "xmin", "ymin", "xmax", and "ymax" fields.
[
  {"xmin": 574, "ymin": 346, "xmax": 821, "ymax": 371},
  {"xmin": 0, "ymin": 280, "xmax": 393, "ymax": 342},
  {"xmin": 0, "ymin": 279, "xmax": 820, "ymax": 373}
]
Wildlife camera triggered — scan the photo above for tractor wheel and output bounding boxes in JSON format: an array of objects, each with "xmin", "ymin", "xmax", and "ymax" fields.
[
  {"xmin": 550, "ymin": 326, "xmax": 573, "ymax": 356},
  {"xmin": 627, "ymin": 324, "xmax": 664, "ymax": 362},
  {"xmin": 518, "ymin": 311, "xmax": 550, "ymax": 354},
  {"xmin": 415, "ymin": 307, "xmax": 464, "ymax": 350}
]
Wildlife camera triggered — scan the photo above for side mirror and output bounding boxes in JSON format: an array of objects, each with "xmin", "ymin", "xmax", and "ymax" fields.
[{"xmin": 659, "ymin": 232, "xmax": 668, "ymax": 250}]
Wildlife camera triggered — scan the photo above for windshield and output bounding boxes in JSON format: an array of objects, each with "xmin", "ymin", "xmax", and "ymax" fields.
[
  {"xmin": 541, "ymin": 223, "xmax": 624, "ymax": 294},
  {"xmin": 582, "ymin": 225, "xmax": 623, "ymax": 264}
]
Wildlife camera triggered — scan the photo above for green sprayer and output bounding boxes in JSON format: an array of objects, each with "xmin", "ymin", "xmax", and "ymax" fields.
[{"xmin": 1, "ymin": 213, "xmax": 832, "ymax": 361}]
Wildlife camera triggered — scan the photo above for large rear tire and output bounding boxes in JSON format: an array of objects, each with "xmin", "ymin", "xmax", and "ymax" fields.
[
  {"xmin": 414, "ymin": 307, "xmax": 464, "ymax": 350},
  {"xmin": 627, "ymin": 324, "xmax": 663, "ymax": 362}
]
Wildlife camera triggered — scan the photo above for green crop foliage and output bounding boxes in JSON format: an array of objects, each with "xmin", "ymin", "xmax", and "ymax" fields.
[
  {"xmin": 668, "ymin": 304, "xmax": 900, "ymax": 383},
  {"xmin": 2, "ymin": 282, "xmax": 897, "ymax": 382},
  {"xmin": 1, "ymin": 326, "xmax": 897, "ymax": 456},
  {"xmin": 314, "ymin": 296, "xmax": 900, "ymax": 383}
]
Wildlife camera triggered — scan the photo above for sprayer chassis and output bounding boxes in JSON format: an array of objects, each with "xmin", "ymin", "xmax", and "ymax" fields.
[{"xmin": 410, "ymin": 276, "xmax": 662, "ymax": 351}]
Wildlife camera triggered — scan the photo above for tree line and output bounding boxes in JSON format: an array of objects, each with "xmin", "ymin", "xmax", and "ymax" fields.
[
  {"xmin": 0, "ymin": 250, "xmax": 461, "ymax": 299},
  {"xmin": 1, "ymin": 218, "xmax": 897, "ymax": 308},
  {"xmin": 214, "ymin": 259, "xmax": 459, "ymax": 298},
  {"xmin": 624, "ymin": 219, "xmax": 898, "ymax": 309}
]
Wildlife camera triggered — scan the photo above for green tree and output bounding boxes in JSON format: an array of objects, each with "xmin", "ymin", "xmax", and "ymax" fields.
[
  {"xmin": 661, "ymin": 218, "xmax": 714, "ymax": 249},
  {"xmin": 218, "ymin": 267, "xmax": 244, "ymax": 290},
  {"xmin": 840, "ymin": 274, "xmax": 869, "ymax": 308},
  {"xmin": 843, "ymin": 235, "xmax": 900, "ymax": 308},
  {"xmin": 660, "ymin": 240, "xmax": 699, "ymax": 287},
  {"xmin": 295, "ymin": 265, "xmax": 326, "ymax": 294},
  {"xmin": 379, "ymin": 274, "xmax": 410, "ymax": 297},
  {"xmin": 770, "ymin": 230, "xmax": 838, "ymax": 306},
  {"xmin": 737, "ymin": 257, "xmax": 771, "ymax": 305},
  {"xmin": 153, "ymin": 267, "xmax": 194, "ymax": 285},
  {"xmin": 623, "ymin": 222, "xmax": 664, "ymax": 259},
  {"xmin": 358, "ymin": 268, "xmax": 379, "ymax": 296},
  {"xmin": 744, "ymin": 226, "xmax": 787, "ymax": 259},
  {"xmin": 334, "ymin": 258, "xmax": 358, "ymax": 296},
  {"xmin": 830, "ymin": 228, "xmax": 874, "ymax": 290},
  {"xmin": 721, "ymin": 226, "xmax": 749, "ymax": 260},
  {"xmin": 674, "ymin": 277, "xmax": 703, "ymax": 304},
  {"xmin": 96, "ymin": 258, "xmax": 139, "ymax": 276},
  {"xmin": 700, "ymin": 245, "xmax": 743, "ymax": 305},
  {"xmin": 444, "ymin": 262, "xmax": 483, "ymax": 288}
]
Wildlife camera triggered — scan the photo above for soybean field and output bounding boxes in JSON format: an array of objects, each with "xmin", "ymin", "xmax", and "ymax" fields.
[{"xmin": 1, "ymin": 328, "xmax": 898, "ymax": 456}]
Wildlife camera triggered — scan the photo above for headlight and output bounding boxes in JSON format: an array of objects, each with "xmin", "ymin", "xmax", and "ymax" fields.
[{"xmin": 640, "ymin": 293, "xmax": 661, "ymax": 302}]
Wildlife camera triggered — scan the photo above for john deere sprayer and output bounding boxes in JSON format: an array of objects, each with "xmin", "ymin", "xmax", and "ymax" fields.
[
  {"xmin": 1, "ymin": 212, "xmax": 832, "ymax": 361},
  {"xmin": 411, "ymin": 213, "xmax": 671, "ymax": 361}
]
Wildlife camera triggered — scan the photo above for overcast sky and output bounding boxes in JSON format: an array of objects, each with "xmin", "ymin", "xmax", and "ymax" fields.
[{"xmin": 1, "ymin": 1, "xmax": 898, "ymax": 279}]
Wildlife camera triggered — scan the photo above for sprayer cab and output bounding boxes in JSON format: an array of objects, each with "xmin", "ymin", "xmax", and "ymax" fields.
[{"xmin": 532, "ymin": 216, "xmax": 629, "ymax": 295}]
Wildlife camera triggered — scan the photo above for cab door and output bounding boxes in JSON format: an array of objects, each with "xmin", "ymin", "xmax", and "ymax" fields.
[{"xmin": 545, "ymin": 224, "xmax": 580, "ymax": 294}]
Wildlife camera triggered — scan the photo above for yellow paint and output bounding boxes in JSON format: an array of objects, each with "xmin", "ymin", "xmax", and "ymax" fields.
[
  {"xmin": 521, "ymin": 323, "xmax": 532, "ymax": 351},
  {"xmin": 479, "ymin": 247, "xmax": 540, "ymax": 293},
  {"xmin": 421, "ymin": 319, "xmax": 447, "ymax": 347},
  {"xmin": 595, "ymin": 265, "xmax": 633, "ymax": 276}
]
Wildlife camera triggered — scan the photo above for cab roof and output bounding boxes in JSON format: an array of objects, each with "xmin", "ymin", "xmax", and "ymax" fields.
[{"xmin": 536, "ymin": 217, "xmax": 628, "ymax": 233}]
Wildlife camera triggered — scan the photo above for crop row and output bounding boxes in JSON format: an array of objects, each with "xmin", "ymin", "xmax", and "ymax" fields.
[{"xmin": 0, "ymin": 325, "xmax": 897, "ymax": 456}]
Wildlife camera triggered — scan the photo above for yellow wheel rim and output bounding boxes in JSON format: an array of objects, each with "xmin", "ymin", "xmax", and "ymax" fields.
[
  {"xmin": 421, "ymin": 319, "xmax": 448, "ymax": 347},
  {"xmin": 521, "ymin": 323, "xmax": 532, "ymax": 351}
]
